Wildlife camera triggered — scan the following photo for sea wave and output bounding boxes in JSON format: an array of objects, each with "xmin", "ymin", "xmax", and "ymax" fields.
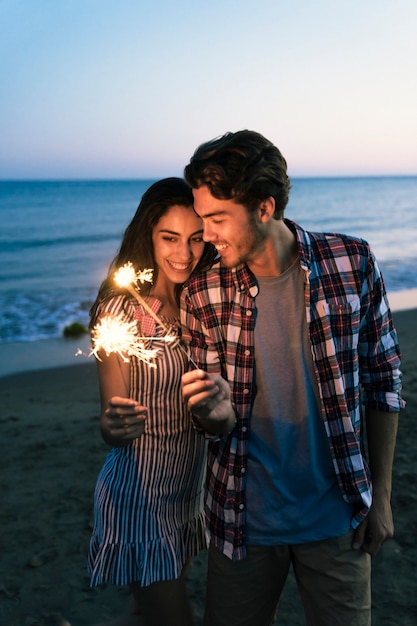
[
  {"xmin": 0, "ymin": 288, "xmax": 95, "ymax": 343},
  {"xmin": 0, "ymin": 232, "xmax": 120, "ymax": 251}
]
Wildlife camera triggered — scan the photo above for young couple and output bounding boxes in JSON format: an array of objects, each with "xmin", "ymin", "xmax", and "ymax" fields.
[{"xmin": 89, "ymin": 131, "xmax": 403, "ymax": 626}]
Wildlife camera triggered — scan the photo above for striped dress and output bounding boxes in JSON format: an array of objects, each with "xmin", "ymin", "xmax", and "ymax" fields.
[{"xmin": 88, "ymin": 295, "xmax": 207, "ymax": 587}]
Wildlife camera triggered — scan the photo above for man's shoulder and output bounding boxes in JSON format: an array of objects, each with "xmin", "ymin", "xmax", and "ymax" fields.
[
  {"xmin": 287, "ymin": 219, "xmax": 372, "ymax": 262},
  {"xmin": 306, "ymin": 229, "xmax": 372, "ymax": 258}
]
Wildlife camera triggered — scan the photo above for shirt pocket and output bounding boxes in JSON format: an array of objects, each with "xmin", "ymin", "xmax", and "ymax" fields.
[{"xmin": 313, "ymin": 296, "xmax": 361, "ymax": 356}]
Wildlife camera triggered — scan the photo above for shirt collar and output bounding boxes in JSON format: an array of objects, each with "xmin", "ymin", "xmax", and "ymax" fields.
[{"xmin": 285, "ymin": 218, "xmax": 311, "ymax": 272}]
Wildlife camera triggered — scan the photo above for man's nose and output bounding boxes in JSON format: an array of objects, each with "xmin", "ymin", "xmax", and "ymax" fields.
[{"xmin": 203, "ymin": 223, "xmax": 215, "ymax": 242}]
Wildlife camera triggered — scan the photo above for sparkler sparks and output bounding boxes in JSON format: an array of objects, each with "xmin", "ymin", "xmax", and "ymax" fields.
[{"xmin": 90, "ymin": 314, "xmax": 160, "ymax": 367}]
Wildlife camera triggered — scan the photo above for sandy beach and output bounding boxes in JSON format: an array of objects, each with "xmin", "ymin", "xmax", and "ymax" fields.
[{"xmin": 0, "ymin": 306, "xmax": 416, "ymax": 626}]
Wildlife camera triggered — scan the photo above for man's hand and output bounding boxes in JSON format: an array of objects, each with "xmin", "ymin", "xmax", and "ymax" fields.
[
  {"xmin": 182, "ymin": 370, "xmax": 236, "ymax": 435},
  {"xmin": 352, "ymin": 492, "xmax": 394, "ymax": 555}
]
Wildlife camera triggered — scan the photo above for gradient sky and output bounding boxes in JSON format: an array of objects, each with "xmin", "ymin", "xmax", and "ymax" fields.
[{"xmin": 1, "ymin": 0, "xmax": 416, "ymax": 179}]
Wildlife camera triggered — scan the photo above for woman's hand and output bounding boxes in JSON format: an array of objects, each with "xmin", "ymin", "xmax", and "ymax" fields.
[{"xmin": 101, "ymin": 396, "xmax": 148, "ymax": 446}]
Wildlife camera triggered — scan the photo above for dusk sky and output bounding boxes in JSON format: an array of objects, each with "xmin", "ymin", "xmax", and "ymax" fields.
[{"xmin": 1, "ymin": 0, "xmax": 416, "ymax": 179}]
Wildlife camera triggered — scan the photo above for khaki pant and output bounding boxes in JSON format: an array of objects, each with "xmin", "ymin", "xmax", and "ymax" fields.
[{"xmin": 204, "ymin": 531, "xmax": 371, "ymax": 626}]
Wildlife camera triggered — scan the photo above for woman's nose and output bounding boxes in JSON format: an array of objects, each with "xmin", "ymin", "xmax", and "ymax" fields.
[{"xmin": 177, "ymin": 240, "xmax": 193, "ymax": 258}]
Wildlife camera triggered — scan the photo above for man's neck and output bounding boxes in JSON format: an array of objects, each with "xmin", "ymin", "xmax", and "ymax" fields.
[{"xmin": 247, "ymin": 219, "xmax": 298, "ymax": 277}]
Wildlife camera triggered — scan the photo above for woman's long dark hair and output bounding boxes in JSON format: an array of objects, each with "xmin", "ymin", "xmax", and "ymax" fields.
[{"xmin": 90, "ymin": 177, "xmax": 216, "ymax": 326}]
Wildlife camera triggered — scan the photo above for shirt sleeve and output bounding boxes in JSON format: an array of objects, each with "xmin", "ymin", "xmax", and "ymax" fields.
[
  {"xmin": 358, "ymin": 251, "xmax": 405, "ymax": 412},
  {"xmin": 180, "ymin": 288, "xmax": 221, "ymax": 374},
  {"xmin": 180, "ymin": 286, "xmax": 229, "ymax": 439}
]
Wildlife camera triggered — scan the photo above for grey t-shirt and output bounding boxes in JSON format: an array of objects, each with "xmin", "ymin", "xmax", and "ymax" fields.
[{"xmin": 245, "ymin": 260, "xmax": 353, "ymax": 544}]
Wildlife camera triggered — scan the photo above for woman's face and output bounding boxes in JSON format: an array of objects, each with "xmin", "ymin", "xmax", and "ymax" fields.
[{"xmin": 151, "ymin": 204, "xmax": 205, "ymax": 287}]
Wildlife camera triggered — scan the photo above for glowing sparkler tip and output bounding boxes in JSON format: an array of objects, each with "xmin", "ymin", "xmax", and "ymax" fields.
[{"xmin": 114, "ymin": 262, "xmax": 153, "ymax": 289}]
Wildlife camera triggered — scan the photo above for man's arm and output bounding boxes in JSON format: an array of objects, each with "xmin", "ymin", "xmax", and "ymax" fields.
[{"xmin": 352, "ymin": 408, "xmax": 399, "ymax": 555}]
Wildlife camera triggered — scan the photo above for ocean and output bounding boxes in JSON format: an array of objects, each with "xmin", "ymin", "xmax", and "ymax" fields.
[{"xmin": 1, "ymin": 177, "xmax": 416, "ymax": 344}]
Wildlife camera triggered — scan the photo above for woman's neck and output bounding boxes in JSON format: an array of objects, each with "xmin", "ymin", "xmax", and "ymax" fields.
[{"xmin": 148, "ymin": 289, "xmax": 178, "ymax": 318}]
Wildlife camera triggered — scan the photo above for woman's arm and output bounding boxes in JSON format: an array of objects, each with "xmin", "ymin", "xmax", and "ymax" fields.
[{"xmin": 96, "ymin": 352, "xmax": 148, "ymax": 447}]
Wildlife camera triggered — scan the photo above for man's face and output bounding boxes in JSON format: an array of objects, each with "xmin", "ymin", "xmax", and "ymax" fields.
[{"xmin": 192, "ymin": 185, "xmax": 266, "ymax": 269}]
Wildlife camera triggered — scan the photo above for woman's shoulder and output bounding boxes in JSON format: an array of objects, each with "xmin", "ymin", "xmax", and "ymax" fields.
[{"xmin": 96, "ymin": 292, "xmax": 137, "ymax": 320}]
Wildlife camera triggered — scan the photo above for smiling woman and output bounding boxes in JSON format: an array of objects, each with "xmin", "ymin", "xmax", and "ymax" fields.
[{"xmin": 86, "ymin": 177, "xmax": 216, "ymax": 626}]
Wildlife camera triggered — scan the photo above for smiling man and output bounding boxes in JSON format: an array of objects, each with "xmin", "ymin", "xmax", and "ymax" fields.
[{"xmin": 180, "ymin": 130, "xmax": 404, "ymax": 626}]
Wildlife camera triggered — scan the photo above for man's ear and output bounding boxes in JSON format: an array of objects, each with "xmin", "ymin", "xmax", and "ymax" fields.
[{"xmin": 257, "ymin": 196, "xmax": 275, "ymax": 222}]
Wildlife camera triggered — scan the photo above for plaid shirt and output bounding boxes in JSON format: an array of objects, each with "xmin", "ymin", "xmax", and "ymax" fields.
[{"xmin": 180, "ymin": 219, "xmax": 404, "ymax": 561}]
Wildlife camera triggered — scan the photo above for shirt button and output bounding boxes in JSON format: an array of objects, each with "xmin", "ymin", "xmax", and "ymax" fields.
[
  {"xmin": 240, "ymin": 284, "xmax": 245, "ymax": 291},
  {"xmin": 244, "ymin": 350, "xmax": 250, "ymax": 356},
  {"xmin": 243, "ymin": 388, "xmax": 249, "ymax": 394},
  {"xmin": 245, "ymin": 310, "xmax": 252, "ymax": 316},
  {"xmin": 242, "ymin": 426, "xmax": 248, "ymax": 432},
  {"xmin": 239, "ymin": 503, "xmax": 245, "ymax": 510},
  {"xmin": 241, "ymin": 467, "xmax": 246, "ymax": 474}
]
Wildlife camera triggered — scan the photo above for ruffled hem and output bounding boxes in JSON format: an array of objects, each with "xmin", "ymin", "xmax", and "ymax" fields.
[{"xmin": 88, "ymin": 512, "xmax": 207, "ymax": 588}]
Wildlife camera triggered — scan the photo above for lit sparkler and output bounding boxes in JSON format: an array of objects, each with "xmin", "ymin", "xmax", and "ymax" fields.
[
  {"xmin": 90, "ymin": 313, "xmax": 160, "ymax": 367},
  {"xmin": 77, "ymin": 262, "xmax": 199, "ymax": 370},
  {"xmin": 114, "ymin": 262, "xmax": 170, "ymax": 334}
]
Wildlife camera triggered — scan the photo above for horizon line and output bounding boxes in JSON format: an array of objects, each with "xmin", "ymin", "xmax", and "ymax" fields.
[{"xmin": 1, "ymin": 173, "xmax": 417, "ymax": 183}]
